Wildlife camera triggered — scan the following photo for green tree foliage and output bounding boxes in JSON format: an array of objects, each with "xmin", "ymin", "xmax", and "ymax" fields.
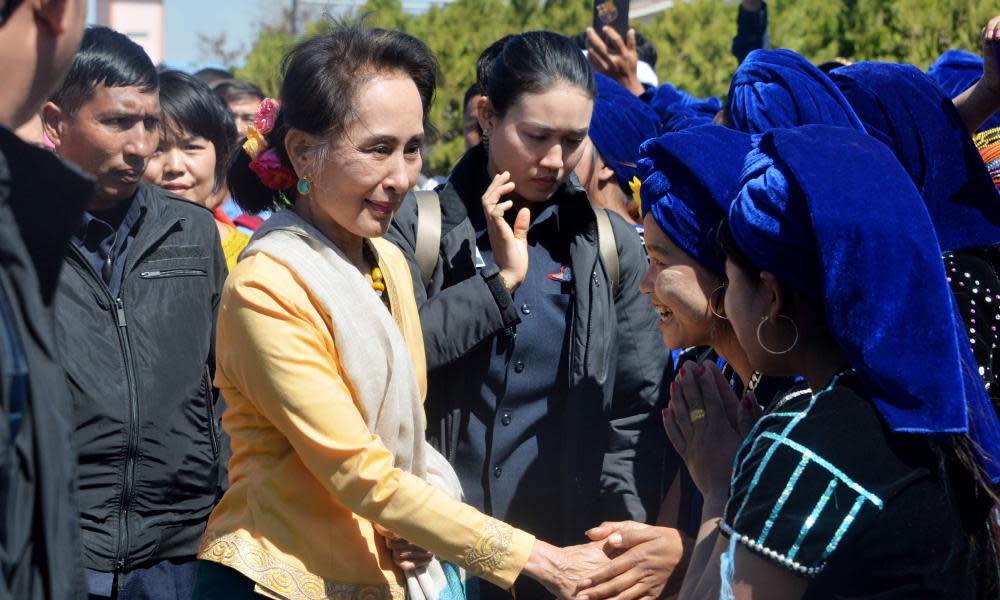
[
  {"xmin": 235, "ymin": 0, "xmax": 998, "ymax": 174},
  {"xmin": 235, "ymin": 30, "xmax": 296, "ymax": 97}
]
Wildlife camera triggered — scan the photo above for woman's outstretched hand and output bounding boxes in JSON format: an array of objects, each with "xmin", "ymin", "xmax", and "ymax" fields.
[
  {"xmin": 577, "ymin": 520, "xmax": 690, "ymax": 600},
  {"xmin": 522, "ymin": 539, "xmax": 610, "ymax": 599},
  {"xmin": 481, "ymin": 171, "xmax": 530, "ymax": 292}
]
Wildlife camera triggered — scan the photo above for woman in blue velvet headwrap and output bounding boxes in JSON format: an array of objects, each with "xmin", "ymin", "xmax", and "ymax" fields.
[
  {"xmin": 574, "ymin": 125, "xmax": 812, "ymax": 600},
  {"xmin": 831, "ymin": 60, "xmax": 1000, "ymax": 404},
  {"xmin": 666, "ymin": 125, "xmax": 1000, "ymax": 599},
  {"xmin": 723, "ymin": 48, "xmax": 865, "ymax": 134}
]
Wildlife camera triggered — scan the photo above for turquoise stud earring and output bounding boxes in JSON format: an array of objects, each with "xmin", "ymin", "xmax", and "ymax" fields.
[{"xmin": 297, "ymin": 175, "xmax": 312, "ymax": 195}]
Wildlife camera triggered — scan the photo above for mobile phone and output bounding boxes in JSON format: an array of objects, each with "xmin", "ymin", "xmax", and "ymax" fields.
[{"xmin": 593, "ymin": 0, "xmax": 630, "ymax": 39}]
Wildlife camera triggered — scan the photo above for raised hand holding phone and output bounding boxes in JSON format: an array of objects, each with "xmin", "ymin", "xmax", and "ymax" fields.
[{"xmin": 585, "ymin": 23, "xmax": 643, "ymax": 96}]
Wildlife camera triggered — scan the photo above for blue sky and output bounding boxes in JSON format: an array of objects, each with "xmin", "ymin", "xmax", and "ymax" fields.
[
  {"xmin": 87, "ymin": 0, "xmax": 270, "ymax": 69},
  {"xmin": 87, "ymin": 1, "xmax": 444, "ymax": 70}
]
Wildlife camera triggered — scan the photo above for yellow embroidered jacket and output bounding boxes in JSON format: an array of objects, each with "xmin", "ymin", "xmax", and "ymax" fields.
[{"xmin": 198, "ymin": 237, "xmax": 535, "ymax": 600}]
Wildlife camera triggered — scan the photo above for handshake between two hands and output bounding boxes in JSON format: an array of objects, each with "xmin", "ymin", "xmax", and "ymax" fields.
[{"xmin": 376, "ymin": 520, "xmax": 689, "ymax": 600}]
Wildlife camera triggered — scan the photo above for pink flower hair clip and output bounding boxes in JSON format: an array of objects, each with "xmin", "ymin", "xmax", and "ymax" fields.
[{"xmin": 242, "ymin": 98, "xmax": 295, "ymax": 205}]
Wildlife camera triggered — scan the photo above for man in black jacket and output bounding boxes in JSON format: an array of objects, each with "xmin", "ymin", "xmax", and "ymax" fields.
[
  {"xmin": 42, "ymin": 27, "xmax": 227, "ymax": 600},
  {"xmin": 0, "ymin": 1, "xmax": 89, "ymax": 598}
]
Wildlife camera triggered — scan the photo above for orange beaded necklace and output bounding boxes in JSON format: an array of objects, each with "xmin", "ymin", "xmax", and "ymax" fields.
[{"xmin": 363, "ymin": 244, "xmax": 389, "ymax": 307}]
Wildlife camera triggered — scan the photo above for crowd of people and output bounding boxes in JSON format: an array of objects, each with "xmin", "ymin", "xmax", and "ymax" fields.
[{"xmin": 4, "ymin": 0, "xmax": 1000, "ymax": 598}]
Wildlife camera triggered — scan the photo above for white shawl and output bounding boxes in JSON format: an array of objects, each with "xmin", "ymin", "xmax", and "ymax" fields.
[{"xmin": 243, "ymin": 210, "xmax": 463, "ymax": 600}]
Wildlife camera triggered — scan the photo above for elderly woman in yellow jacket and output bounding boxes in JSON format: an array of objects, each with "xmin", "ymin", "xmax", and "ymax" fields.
[{"xmin": 191, "ymin": 26, "xmax": 607, "ymax": 600}]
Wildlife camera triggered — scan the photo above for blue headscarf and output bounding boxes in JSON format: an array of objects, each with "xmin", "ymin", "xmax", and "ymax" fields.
[
  {"xmin": 830, "ymin": 62, "xmax": 1000, "ymax": 252},
  {"xmin": 728, "ymin": 48, "xmax": 866, "ymax": 134},
  {"xmin": 927, "ymin": 49, "xmax": 1000, "ymax": 131},
  {"xmin": 638, "ymin": 126, "xmax": 752, "ymax": 274},
  {"xmin": 729, "ymin": 125, "xmax": 1000, "ymax": 483},
  {"xmin": 660, "ymin": 108, "xmax": 716, "ymax": 133},
  {"xmin": 589, "ymin": 74, "xmax": 660, "ymax": 198},
  {"xmin": 649, "ymin": 82, "xmax": 723, "ymax": 132}
]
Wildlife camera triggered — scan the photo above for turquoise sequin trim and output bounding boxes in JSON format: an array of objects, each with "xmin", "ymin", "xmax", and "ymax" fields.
[
  {"xmin": 758, "ymin": 453, "xmax": 811, "ymax": 546},
  {"xmin": 757, "ymin": 432, "xmax": 883, "ymax": 508},
  {"xmin": 730, "ymin": 393, "xmax": 819, "ymax": 524},
  {"xmin": 820, "ymin": 495, "xmax": 868, "ymax": 563},
  {"xmin": 788, "ymin": 479, "xmax": 838, "ymax": 561},
  {"xmin": 721, "ymin": 369, "xmax": 888, "ymax": 577}
]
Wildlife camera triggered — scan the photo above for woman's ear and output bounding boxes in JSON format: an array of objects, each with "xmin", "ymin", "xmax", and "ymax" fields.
[
  {"xmin": 595, "ymin": 155, "xmax": 617, "ymax": 185},
  {"xmin": 759, "ymin": 270, "xmax": 785, "ymax": 321},
  {"xmin": 283, "ymin": 128, "xmax": 315, "ymax": 179},
  {"xmin": 476, "ymin": 97, "xmax": 496, "ymax": 137}
]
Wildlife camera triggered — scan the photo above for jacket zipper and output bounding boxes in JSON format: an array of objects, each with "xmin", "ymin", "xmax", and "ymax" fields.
[
  {"xmin": 68, "ymin": 205, "xmax": 186, "ymax": 571},
  {"xmin": 139, "ymin": 268, "xmax": 207, "ymax": 279},
  {"xmin": 113, "ymin": 297, "xmax": 140, "ymax": 572},
  {"xmin": 67, "ymin": 246, "xmax": 143, "ymax": 573}
]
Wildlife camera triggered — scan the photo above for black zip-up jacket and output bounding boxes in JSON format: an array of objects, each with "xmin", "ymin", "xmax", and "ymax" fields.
[
  {"xmin": 54, "ymin": 182, "xmax": 227, "ymax": 572},
  {"xmin": 387, "ymin": 146, "xmax": 672, "ymax": 545},
  {"xmin": 0, "ymin": 126, "xmax": 88, "ymax": 599}
]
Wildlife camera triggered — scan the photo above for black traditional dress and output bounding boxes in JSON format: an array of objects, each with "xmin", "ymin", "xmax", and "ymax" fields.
[{"xmin": 722, "ymin": 370, "xmax": 996, "ymax": 599}]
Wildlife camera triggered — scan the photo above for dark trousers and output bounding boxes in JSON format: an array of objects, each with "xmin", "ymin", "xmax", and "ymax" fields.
[
  {"xmin": 87, "ymin": 559, "xmax": 198, "ymax": 600},
  {"xmin": 192, "ymin": 560, "xmax": 270, "ymax": 600}
]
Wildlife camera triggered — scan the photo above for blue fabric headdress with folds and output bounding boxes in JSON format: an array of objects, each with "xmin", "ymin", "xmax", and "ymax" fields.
[
  {"xmin": 927, "ymin": 49, "xmax": 1000, "ymax": 131},
  {"xmin": 728, "ymin": 49, "xmax": 866, "ymax": 134},
  {"xmin": 589, "ymin": 74, "xmax": 660, "ymax": 198},
  {"xmin": 729, "ymin": 125, "xmax": 1000, "ymax": 483},
  {"xmin": 637, "ymin": 125, "xmax": 752, "ymax": 274},
  {"xmin": 650, "ymin": 82, "xmax": 723, "ymax": 133},
  {"xmin": 830, "ymin": 62, "xmax": 1000, "ymax": 252}
]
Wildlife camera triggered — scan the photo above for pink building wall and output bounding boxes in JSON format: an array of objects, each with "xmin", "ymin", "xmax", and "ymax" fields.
[{"xmin": 95, "ymin": 0, "xmax": 165, "ymax": 65}]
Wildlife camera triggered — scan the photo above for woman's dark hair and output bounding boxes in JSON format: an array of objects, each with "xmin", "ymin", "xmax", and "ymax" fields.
[
  {"xmin": 50, "ymin": 26, "xmax": 158, "ymax": 117},
  {"xmin": 716, "ymin": 217, "xmax": 759, "ymax": 278},
  {"xmin": 213, "ymin": 78, "xmax": 265, "ymax": 105},
  {"xmin": 475, "ymin": 31, "xmax": 595, "ymax": 119},
  {"xmin": 194, "ymin": 67, "xmax": 235, "ymax": 88},
  {"xmin": 462, "ymin": 82, "xmax": 481, "ymax": 110},
  {"xmin": 158, "ymin": 70, "xmax": 237, "ymax": 194},
  {"xmin": 228, "ymin": 25, "xmax": 437, "ymax": 214},
  {"xmin": 0, "ymin": 0, "xmax": 24, "ymax": 25}
]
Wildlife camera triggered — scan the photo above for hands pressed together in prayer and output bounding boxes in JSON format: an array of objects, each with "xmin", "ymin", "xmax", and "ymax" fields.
[{"xmin": 663, "ymin": 361, "xmax": 760, "ymax": 505}]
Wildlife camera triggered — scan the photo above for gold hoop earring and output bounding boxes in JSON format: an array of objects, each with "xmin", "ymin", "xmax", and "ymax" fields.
[
  {"xmin": 756, "ymin": 315, "xmax": 799, "ymax": 355},
  {"xmin": 709, "ymin": 284, "xmax": 728, "ymax": 320}
]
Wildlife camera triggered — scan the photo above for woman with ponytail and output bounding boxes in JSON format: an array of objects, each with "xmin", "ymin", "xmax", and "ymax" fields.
[
  {"xmin": 386, "ymin": 31, "xmax": 670, "ymax": 600},
  {"xmin": 193, "ymin": 24, "xmax": 606, "ymax": 600}
]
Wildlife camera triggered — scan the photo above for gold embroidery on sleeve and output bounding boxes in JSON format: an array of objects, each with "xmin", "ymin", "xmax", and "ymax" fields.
[
  {"xmin": 461, "ymin": 517, "xmax": 514, "ymax": 576},
  {"xmin": 199, "ymin": 532, "xmax": 405, "ymax": 600}
]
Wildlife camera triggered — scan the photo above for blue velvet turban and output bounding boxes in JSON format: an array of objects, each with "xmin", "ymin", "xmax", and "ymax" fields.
[
  {"xmin": 590, "ymin": 74, "xmax": 660, "ymax": 198},
  {"xmin": 729, "ymin": 125, "xmax": 1000, "ymax": 483},
  {"xmin": 830, "ymin": 62, "xmax": 1000, "ymax": 252},
  {"xmin": 728, "ymin": 49, "xmax": 866, "ymax": 134},
  {"xmin": 650, "ymin": 82, "xmax": 723, "ymax": 132},
  {"xmin": 637, "ymin": 125, "xmax": 752, "ymax": 274},
  {"xmin": 660, "ymin": 109, "xmax": 715, "ymax": 133},
  {"xmin": 927, "ymin": 49, "xmax": 1000, "ymax": 131}
]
